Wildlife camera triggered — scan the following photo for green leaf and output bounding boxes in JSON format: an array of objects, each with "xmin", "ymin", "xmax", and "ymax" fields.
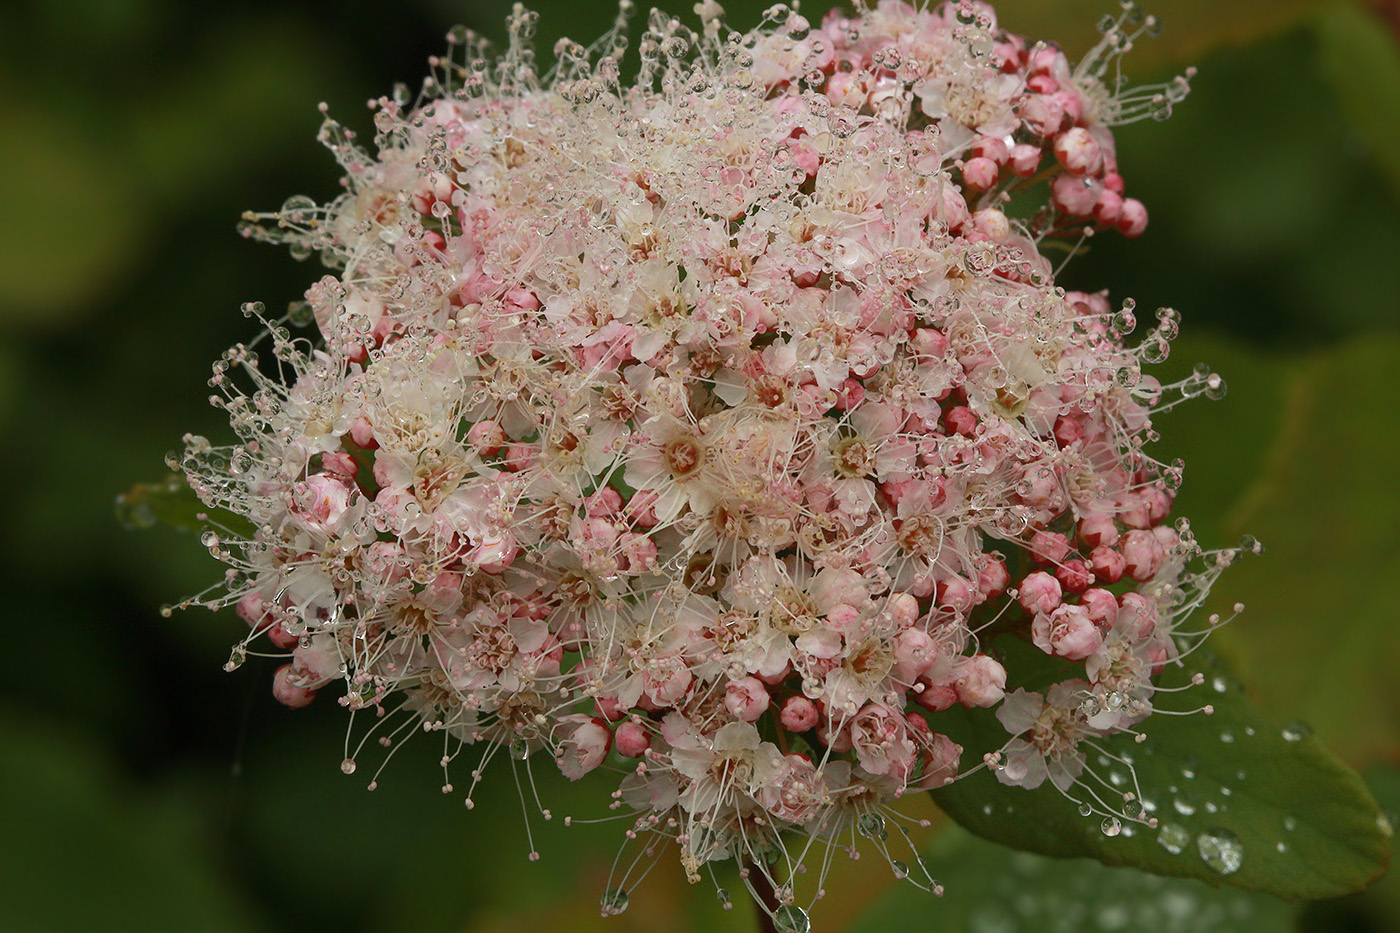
[
  {"xmin": 1194, "ymin": 336, "xmax": 1400, "ymax": 765},
  {"xmin": 1315, "ymin": 2, "xmax": 1400, "ymax": 201},
  {"xmin": 117, "ymin": 472, "xmax": 254, "ymax": 537},
  {"xmin": 930, "ymin": 639, "xmax": 1392, "ymax": 900},
  {"xmin": 850, "ymin": 822, "xmax": 1299, "ymax": 933}
]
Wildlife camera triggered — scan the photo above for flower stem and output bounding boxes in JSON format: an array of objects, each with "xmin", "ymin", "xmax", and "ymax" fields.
[{"xmin": 747, "ymin": 861, "xmax": 779, "ymax": 933}]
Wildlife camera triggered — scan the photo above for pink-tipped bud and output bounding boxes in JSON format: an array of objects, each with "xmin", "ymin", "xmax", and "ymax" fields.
[
  {"xmin": 1055, "ymin": 558, "xmax": 1093, "ymax": 593},
  {"xmin": 1090, "ymin": 545, "xmax": 1126, "ymax": 583},
  {"xmin": 1093, "ymin": 187, "xmax": 1123, "ymax": 225},
  {"xmin": 1079, "ymin": 514, "xmax": 1120, "ymax": 549},
  {"xmin": 272, "ymin": 664, "xmax": 317, "ymax": 708},
  {"xmin": 1080, "ymin": 587, "xmax": 1120, "ymax": 630},
  {"xmin": 1122, "ymin": 528, "xmax": 1167, "ymax": 582},
  {"xmin": 1017, "ymin": 571, "xmax": 1062, "ymax": 615},
  {"xmin": 913, "ymin": 680, "xmax": 958, "ymax": 712},
  {"xmin": 971, "ymin": 208, "xmax": 1010, "ymax": 240},
  {"xmin": 467, "ymin": 419, "xmax": 505, "ymax": 455},
  {"xmin": 1117, "ymin": 198, "xmax": 1148, "ymax": 237},
  {"xmin": 954, "ymin": 655, "xmax": 1007, "ymax": 707},
  {"xmin": 1051, "ymin": 173, "xmax": 1099, "ymax": 216},
  {"xmin": 615, "ymin": 721, "xmax": 651, "ymax": 758},
  {"xmin": 1010, "ymin": 143, "xmax": 1042, "ymax": 177},
  {"xmin": 1032, "ymin": 605, "xmax": 1102, "ymax": 660},
  {"xmin": 1054, "ymin": 127, "xmax": 1102, "ymax": 174},
  {"xmin": 962, "ymin": 156, "xmax": 999, "ymax": 191},
  {"xmin": 1030, "ymin": 530, "xmax": 1071, "ymax": 565},
  {"xmin": 724, "ymin": 676, "xmax": 771, "ymax": 722},
  {"xmin": 780, "ymin": 695, "xmax": 820, "ymax": 732}
]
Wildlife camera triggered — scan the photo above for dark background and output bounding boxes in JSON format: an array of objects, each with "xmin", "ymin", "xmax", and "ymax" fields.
[{"xmin": 1, "ymin": 0, "xmax": 1397, "ymax": 929}]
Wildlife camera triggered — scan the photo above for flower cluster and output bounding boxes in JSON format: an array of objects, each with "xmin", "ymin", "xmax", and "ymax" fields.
[{"xmin": 174, "ymin": 1, "xmax": 1238, "ymax": 926}]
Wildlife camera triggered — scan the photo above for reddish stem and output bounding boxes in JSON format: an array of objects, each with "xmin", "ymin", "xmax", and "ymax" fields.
[{"xmin": 747, "ymin": 862, "xmax": 780, "ymax": 933}]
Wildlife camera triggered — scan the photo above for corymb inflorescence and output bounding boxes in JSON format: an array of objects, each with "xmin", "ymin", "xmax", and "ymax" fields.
[{"xmin": 169, "ymin": 1, "xmax": 1247, "ymax": 926}]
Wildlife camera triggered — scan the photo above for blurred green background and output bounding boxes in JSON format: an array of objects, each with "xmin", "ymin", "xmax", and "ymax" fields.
[{"xmin": 2, "ymin": 0, "xmax": 1398, "ymax": 930}]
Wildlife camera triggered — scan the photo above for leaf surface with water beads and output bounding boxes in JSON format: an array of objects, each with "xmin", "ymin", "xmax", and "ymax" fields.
[{"xmin": 929, "ymin": 639, "xmax": 1392, "ymax": 900}]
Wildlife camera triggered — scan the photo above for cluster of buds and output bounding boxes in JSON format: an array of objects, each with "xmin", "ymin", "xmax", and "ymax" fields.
[{"xmin": 173, "ymin": 1, "xmax": 1238, "ymax": 927}]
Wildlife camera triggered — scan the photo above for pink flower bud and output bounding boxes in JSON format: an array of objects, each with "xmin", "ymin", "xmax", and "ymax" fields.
[
  {"xmin": 912, "ymin": 328, "xmax": 949, "ymax": 357},
  {"xmin": 893, "ymin": 628, "xmax": 938, "ymax": 682},
  {"xmin": 780, "ymin": 695, "xmax": 819, "ymax": 732},
  {"xmin": 1055, "ymin": 558, "xmax": 1093, "ymax": 593},
  {"xmin": 972, "ymin": 208, "xmax": 1010, "ymax": 240},
  {"xmin": 1079, "ymin": 514, "xmax": 1119, "ymax": 548},
  {"xmin": 913, "ymin": 680, "xmax": 958, "ymax": 712},
  {"xmin": 1017, "ymin": 571, "xmax": 1062, "ymax": 615},
  {"xmin": 971, "ymin": 135, "xmax": 1010, "ymax": 165},
  {"xmin": 724, "ymin": 676, "xmax": 771, "ymax": 722},
  {"xmin": 1051, "ymin": 173, "xmax": 1099, "ymax": 216},
  {"xmin": 1054, "ymin": 127, "xmax": 1102, "ymax": 174},
  {"xmin": 977, "ymin": 555, "xmax": 1010, "ymax": 597},
  {"xmin": 1117, "ymin": 197, "xmax": 1148, "ymax": 237},
  {"xmin": 614, "ymin": 721, "xmax": 650, "ymax": 757},
  {"xmin": 272, "ymin": 664, "xmax": 317, "ymax": 708},
  {"xmin": 945, "ymin": 406, "xmax": 977, "ymax": 436},
  {"xmin": 1080, "ymin": 587, "xmax": 1120, "ymax": 629},
  {"xmin": 962, "ymin": 156, "xmax": 999, "ymax": 190},
  {"xmin": 1030, "ymin": 530, "xmax": 1071, "ymax": 565},
  {"xmin": 1093, "ymin": 187, "xmax": 1123, "ymax": 225},
  {"xmin": 1122, "ymin": 528, "xmax": 1167, "ymax": 582},
  {"xmin": 467, "ymin": 419, "xmax": 505, "ymax": 454},
  {"xmin": 915, "ymin": 732, "xmax": 961, "ymax": 789},
  {"xmin": 1032, "ymin": 605, "xmax": 1103, "ymax": 660},
  {"xmin": 1090, "ymin": 545, "xmax": 1126, "ymax": 583},
  {"xmin": 937, "ymin": 575, "xmax": 975, "ymax": 612},
  {"xmin": 1010, "ymin": 143, "xmax": 1042, "ymax": 177},
  {"xmin": 954, "ymin": 654, "xmax": 1007, "ymax": 707}
]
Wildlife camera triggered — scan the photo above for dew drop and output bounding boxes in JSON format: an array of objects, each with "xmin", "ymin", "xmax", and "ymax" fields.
[
  {"xmin": 772, "ymin": 905, "xmax": 810, "ymax": 933},
  {"xmin": 601, "ymin": 888, "xmax": 629, "ymax": 916},
  {"xmin": 340, "ymin": 758, "xmax": 357, "ymax": 775},
  {"xmin": 1078, "ymin": 802, "xmax": 1094, "ymax": 818},
  {"xmin": 223, "ymin": 645, "xmax": 246, "ymax": 672},
  {"xmin": 1281, "ymin": 721, "xmax": 1311, "ymax": 742},
  {"xmin": 1156, "ymin": 823, "xmax": 1190, "ymax": 855},
  {"xmin": 1378, "ymin": 812, "xmax": 1395, "ymax": 838},
  {"xmin": 1197, "ymin": 828, "xmax": 1243, "ymax": 874},
  {"xmin": 1101, "ymin": 816, "xmax": 1122, "ymax": 837},
  {"xmin": 857, "ymin": 812, "xmax": 888, "ymax": 840}
]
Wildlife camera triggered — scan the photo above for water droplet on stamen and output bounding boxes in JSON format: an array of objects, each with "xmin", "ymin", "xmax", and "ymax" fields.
[
  {"xmin": 601, "ymin": 888, "xmax": 630, "ymax": 915},
  {"xmin": 772, "ymin": 905, "xmax": 811, "ymax": 933}
]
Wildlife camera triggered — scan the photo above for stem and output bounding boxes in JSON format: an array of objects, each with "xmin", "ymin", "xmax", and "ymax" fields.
[{"xmin": 747, "ymin": 861, "xmax": 780, "ymax": 933}]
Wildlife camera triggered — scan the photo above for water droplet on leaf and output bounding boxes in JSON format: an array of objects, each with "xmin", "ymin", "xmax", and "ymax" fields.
[{"xmin": 1197, "ymin": 828, "xmax": 1243, "ymax": 874}]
